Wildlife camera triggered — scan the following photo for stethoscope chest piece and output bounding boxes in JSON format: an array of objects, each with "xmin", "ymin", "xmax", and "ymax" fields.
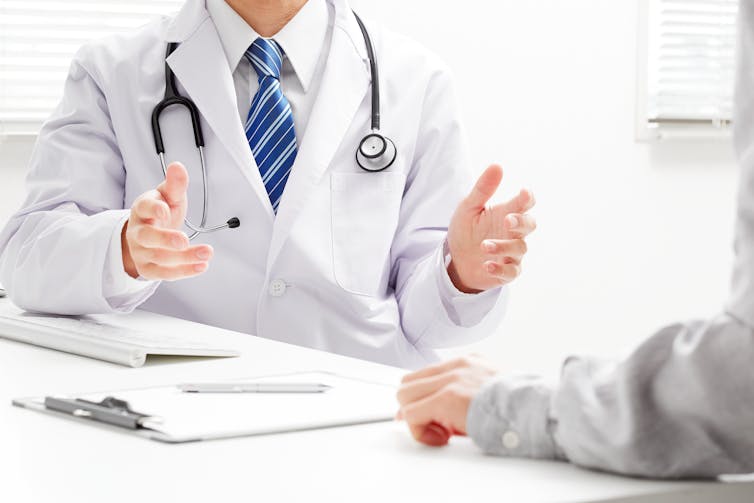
[
  {"xmin": 352, "ymin": 12, "xmax": 398, "ymax": 174},
  {"xmin": 356, "ymin": 133, "xmax": 397, "ymax": 172}
]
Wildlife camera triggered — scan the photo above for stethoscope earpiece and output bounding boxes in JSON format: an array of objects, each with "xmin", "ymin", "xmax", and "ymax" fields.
[{"xmin": 356, "ymin": 133, "xmax": 396, "ymax": 172}]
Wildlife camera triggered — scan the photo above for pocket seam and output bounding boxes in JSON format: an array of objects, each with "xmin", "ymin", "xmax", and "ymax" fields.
[{"xmin": 330, "ymin": 172, "xmax": 405, "ymax": 297}]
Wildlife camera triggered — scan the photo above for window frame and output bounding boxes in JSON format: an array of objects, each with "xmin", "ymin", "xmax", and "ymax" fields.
[
  {"xmin": 0, "ymin": 0, "xmax": 184, "ymax": 138},
  {"xmin": 635, "ymin": 0, "xmax": 734, "ymax": 142}
]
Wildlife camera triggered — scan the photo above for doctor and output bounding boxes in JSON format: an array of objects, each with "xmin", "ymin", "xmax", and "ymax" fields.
[{"xmin": 0, "ymin": 0, "xmax": 536, "ymax": 369}]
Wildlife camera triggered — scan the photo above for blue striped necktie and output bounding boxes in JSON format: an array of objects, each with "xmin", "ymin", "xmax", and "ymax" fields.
[{"xmin": 244, "ymin": 38, "xmax": 297, "ymax": 213}]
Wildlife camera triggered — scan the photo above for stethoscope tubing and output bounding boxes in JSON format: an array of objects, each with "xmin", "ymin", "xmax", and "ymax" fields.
[
  {"xmin": 158, "ymin": 151, "xmax": 230, "ymax": 238},
  {"xmin": 150, "ymin": 10, "xmax": 395, "ymax": 240}
]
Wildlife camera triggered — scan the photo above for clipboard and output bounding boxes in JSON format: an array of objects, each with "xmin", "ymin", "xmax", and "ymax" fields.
[{"xmin": 12, "ymin": 372, "xmax": 397, "ymax": 443}]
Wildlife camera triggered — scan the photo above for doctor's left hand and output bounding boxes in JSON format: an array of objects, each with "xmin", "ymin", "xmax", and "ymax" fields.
[{"xmin": 447, "ymin": 165, "xmax": 536, "ymax": 293}]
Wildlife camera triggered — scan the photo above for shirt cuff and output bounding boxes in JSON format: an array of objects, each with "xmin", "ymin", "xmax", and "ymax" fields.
[
  {"xmin": 467, "ymin": 374, "xmax": 564, "ymax": 460},
  {"xmin": 436, "ymin": 239, "xmax": 505, "ymax": 327},
  {"xmin": 102, "ymin": 213, "xmax": 159, "ymax": 303}
]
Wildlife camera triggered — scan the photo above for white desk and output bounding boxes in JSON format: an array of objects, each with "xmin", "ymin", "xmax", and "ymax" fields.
[{"xmin": 0, "ymin": 306, "xmax": 752, "ymax": 503}]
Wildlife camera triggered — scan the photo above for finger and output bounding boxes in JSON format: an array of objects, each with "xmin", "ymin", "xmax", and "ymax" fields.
[
  {"xmin": 505, "ymin": 213, "xmax": 537, "ymax": 238},
  {"xmin": 157, "ymin": 162, "xmax": 189, "ymax": 209},
  {"xmin": 138, "ymin": 261, "xmax": 209, "ymax": 281},
  {"xmin": 484, "ymin": 261, "xmax": 521, "ymax": 282},
  {"xmin": 132, "ymin": 192, "xmax": 170, "ymax": 223},
  {"xmin": 493, "ymin": 187, "xmax": 536, "ymax": 217},
  {"xmin": 481, "ymin": 239, "xmax": 527, "ymax": 261},
  {"xmin": 461, "ymin": 164, "xmax": 503, "ymax": 212},
  {"xmin": 401, "ymin": 390, "xmax": 449, "ymax": 429},
  {"xmin": 131, "ymin": 225, "xmax": 190, "ymax": 250},
  {"xmin": 501, "ymin": 256, "xmax": 521, "ymax": 266},
  {"xmin": 397, "ymin": 371, "xmax": 459, "ymax": 406},
  {"xmin": 137, "ymin": 244, "xmax": 213, "ymax": 267},
  {"xmin": 402, "ymin": 357, "xmax": 475, "ymax": 384},
  {"xmin": 408, "ymin": 422, "xmax": 451, "ymax": 447}
]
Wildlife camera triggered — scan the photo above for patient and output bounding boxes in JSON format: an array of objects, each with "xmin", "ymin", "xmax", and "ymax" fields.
[{"xmin": 397, "ymin": 1, "xmax": 754, "ymax": 478}]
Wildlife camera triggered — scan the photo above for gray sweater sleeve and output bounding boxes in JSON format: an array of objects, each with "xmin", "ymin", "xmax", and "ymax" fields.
[
  {"xmin": 468, "ymin": 315, "xmax": 754, "ymax": 478},
  {"xmin": 467, "ymin": 0, "xmax": 754, "ymax": 478}
]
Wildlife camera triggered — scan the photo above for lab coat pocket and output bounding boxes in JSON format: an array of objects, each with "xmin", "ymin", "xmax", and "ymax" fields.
[{"xmin": 331, "ymin": 171, "xmax": 406, "ymax": 297}]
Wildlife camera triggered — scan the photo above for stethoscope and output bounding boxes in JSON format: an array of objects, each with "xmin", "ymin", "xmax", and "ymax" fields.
[{"xmin": 150, "ymin": 12, "xmax": 396, "ymax": 239}]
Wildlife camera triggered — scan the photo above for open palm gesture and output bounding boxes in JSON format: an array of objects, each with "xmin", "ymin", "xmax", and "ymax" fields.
[{"xmin": 447, "ymin": 164, "xmax": 536, "ymax": 293}]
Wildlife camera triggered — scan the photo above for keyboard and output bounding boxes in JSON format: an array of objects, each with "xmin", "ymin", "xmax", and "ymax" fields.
[
  {"xmin": 4, "ymin": 313, "xmax": 217, "ymax": 350},
  {"xmin": 0, "ymin": 304, "xmax": 240, "ymax": 367}
]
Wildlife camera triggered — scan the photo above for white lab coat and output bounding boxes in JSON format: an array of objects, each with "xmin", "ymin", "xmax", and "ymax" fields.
[{"xmin": 0, "ymin": 0, "xmax": 507, "ymax": 368}]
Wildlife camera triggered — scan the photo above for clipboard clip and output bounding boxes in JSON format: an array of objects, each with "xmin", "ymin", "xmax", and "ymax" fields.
[{"xmin": 44, "ymin": 395, "xmax": 158, "ymax": 430}]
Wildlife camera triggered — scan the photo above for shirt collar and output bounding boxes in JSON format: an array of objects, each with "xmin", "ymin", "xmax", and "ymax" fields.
[{"xmin": 206, "ymin": 0, "xmax": 329, "ymax": 92}]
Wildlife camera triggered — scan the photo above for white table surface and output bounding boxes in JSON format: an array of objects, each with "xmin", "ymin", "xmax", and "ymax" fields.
[{"xmin": 0, "ymin": 304, "xmax": 752, "ymax": 503}]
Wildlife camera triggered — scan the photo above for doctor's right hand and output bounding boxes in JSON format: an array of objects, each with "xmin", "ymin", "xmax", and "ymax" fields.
[{"xmin": 121, "ymin": 162, "xmax": 213, "ymax": 280}]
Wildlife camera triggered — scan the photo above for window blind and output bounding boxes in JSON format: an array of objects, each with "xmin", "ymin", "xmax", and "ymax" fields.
[
  {"xmin": 0, "ymin": 0, "xmax": 184, "ymax": 133},
  {"xmin": 646, "ymin": 0, "xmax": 738, "ymax": 126}
]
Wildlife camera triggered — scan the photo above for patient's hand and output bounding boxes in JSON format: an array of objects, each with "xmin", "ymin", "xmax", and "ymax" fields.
[
  {"xmin": 122, "ymin": 162, "xmax": 213, "ymax": 280},
  {"xmin": 397, "ymin": 356, "xmax": 498, "ymax": 446}
]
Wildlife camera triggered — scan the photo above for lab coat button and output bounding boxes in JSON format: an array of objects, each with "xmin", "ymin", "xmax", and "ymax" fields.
[
  {"xmin": 269, "ymin": 279, "xmax": 287, "ymax": 297},
  {"xmin": 502, "ymin": 431, "xmax": 520, "ymax": 450}
]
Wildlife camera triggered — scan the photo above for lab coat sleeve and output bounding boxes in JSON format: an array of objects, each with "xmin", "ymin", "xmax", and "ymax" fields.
[
  {"xmin": 391, "ymin": 61, "xmax": 509, "ymax": 349},
  {"xmin": 0, "ymin": 47, "xmax": 159, "ymax": 314},
  {"xmin": 436, "ymin": 240, "xmax": 507, "ymax": 327},
  {"xmin": 466, "ymin": 315, "xmax": 754, "ymax": 478}
]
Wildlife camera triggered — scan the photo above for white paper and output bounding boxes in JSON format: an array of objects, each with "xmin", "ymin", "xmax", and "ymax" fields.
[{"xmin": 74, "ymin": 372, "xmax": 397, "ymax": 442}]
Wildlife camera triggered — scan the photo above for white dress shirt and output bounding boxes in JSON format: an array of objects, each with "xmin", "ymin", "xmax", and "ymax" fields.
[
  {"xmin": 207, "ymin": 0, "xmax": 331, "ymax": 133},
  {"xmin": 102, "ymin": 0, "xmax": 499, "ymax": 323}
]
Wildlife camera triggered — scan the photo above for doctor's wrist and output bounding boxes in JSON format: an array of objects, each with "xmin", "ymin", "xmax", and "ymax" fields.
[
  {"xmin": 121, "ymin": 220, "xmax": 139, "ymax": 279},
  {"xmin": 447, "ymin": 259, "xmax": 483, "ymax": 294}
]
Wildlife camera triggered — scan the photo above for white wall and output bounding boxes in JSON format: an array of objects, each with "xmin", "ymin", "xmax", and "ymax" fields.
[
  {"xmin": 350, "ymin": 0, "xmax": 739, "ymax": 374},
  {"xmin": 0, "ymin": 0, "xmax": 740, "ymax": 375}
]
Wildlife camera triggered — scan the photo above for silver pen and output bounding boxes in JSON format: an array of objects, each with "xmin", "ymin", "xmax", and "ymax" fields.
[{"xmin": 178, "ymin": 382, "xmax": 332, "ymax": 394}]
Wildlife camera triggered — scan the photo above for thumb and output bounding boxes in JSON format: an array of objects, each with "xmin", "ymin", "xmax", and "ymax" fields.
[
  {"xmin": 419, "ymin": 422, "xmax": 452, "ymax": 446},
  {"xmin": 158, "ymin": 162, "xmax": 189, "ymax": 209},
  {"xmin": 462, "ymin": 164, "xmax": 503, "ymax": 212}
]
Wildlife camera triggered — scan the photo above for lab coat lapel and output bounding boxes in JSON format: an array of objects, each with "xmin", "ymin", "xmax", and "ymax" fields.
[
  {"xmin": 267, "ymin": 10, "xmax": 370, "ymax": 268},
  {"xmin": 166, "ymin": 7, "xmax": 275, "ymax": 221}
]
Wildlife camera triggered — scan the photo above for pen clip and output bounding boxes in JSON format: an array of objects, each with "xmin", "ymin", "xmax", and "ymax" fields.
[{"xmin": 44, "ymin": 395, "xmax": 154, "ymax": 430}]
